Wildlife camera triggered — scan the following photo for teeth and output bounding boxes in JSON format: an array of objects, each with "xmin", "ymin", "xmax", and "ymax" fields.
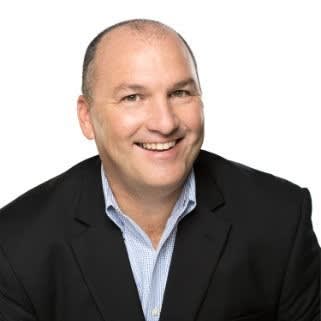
[{"xmin": 141, "ymin": 141, "xmax": 176, "ymax": 151}]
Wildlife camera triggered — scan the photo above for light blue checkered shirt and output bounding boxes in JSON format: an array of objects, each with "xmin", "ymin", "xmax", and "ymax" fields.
[{"xmin": 101, "ymin": 165, "xmax": 196, "ymax": 321}]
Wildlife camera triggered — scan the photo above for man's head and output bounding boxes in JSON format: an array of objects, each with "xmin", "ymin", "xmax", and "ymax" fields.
[
  {"xmin": 81, "ymin": 19, "xmax": 201, "ymax": 103},
  {"xmin": 77, "ymin": 19, "xmax": 204, "ymax": 196}
]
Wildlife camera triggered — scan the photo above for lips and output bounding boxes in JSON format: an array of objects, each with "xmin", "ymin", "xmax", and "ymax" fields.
[{"xmin": 135, "ymin": 139, "xmax": 181, "ymax": 151}]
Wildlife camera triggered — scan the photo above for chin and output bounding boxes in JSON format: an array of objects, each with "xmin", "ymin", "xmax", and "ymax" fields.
[{"xmin": 140, "ymin": 166, "xmax": 188, "ymax": 190}]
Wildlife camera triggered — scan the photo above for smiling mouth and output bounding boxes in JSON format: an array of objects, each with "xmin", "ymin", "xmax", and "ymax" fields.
[{"xmin": 135, "ymin": 139, "xmax": 182, "ymax": 151}]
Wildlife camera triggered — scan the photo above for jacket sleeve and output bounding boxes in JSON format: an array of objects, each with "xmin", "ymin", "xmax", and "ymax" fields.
[
  {"xmin": 0, "ymin": 245, "xmax": 37, "ymax": 321},
  {"xmin": 277, "ymin": 188, "xmax": 320, "ymax": 321}
]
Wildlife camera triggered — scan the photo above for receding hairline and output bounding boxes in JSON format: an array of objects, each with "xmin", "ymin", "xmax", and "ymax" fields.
[
  {"xmin": 103, "ymin": 19, "xmax": 175, "ymax": 40},
  {"xmin": 82, "ymin": 19, "xmax": 200, "ymax": 101},
  {"xmin": 94, "ymin": 21, "xmax": 181, "ymax": 67}
]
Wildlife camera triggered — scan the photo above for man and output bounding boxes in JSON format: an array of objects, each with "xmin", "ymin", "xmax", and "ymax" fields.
[{"xmin": 0, "ymin": 19, "xmax": 319, "ymax": 321}]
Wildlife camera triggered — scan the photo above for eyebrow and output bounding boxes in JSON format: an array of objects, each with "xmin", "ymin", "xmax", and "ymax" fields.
[
  {"xmin": 170, "ymin": 78, "xmax": 197, "ymax": 91},
  {"xmin": 113, "ymin": 84, "xmax": 146, "ymax": 96},
  {"xmin": 113, "ymin": 77, "xmax": 198, "ymax": 96}
]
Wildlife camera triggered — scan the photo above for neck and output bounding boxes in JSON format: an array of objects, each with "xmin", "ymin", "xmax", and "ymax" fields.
[
  {"xmin": 103, "ymin": 169, "xmax": 185, "ymax": 246},
  {"xmin": 108, "ymin": 176, "xmax": 183, "ymax": 221}
]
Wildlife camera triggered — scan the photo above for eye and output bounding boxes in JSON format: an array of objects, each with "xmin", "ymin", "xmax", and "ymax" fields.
[
  {"xmin": 170, "ymin": 90, "xmax": 190, "ymax": 98},
  {"xmin": 122, "ymin": 94, "xmax": 141, "ymax": 102}
]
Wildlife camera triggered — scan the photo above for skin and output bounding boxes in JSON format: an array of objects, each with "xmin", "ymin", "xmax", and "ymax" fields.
[{"xmin": 77, "ymin": 26, "xmax": 204, "ymax": 248}]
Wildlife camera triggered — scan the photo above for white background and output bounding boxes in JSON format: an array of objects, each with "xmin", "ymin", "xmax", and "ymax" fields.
[{"xmin": 0, "ymin": 1, "xmax": 320, "ymax": 242}]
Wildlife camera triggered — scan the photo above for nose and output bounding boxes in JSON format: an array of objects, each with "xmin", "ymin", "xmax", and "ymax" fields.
[{"xmin": 146, "ymin": 97, "xmax": 180, "ymax": 135}]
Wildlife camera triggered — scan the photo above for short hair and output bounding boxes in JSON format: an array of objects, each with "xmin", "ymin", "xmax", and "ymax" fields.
[{"xmin": 81, "ymin": 19, "xmax": 201, "ymax": 101}]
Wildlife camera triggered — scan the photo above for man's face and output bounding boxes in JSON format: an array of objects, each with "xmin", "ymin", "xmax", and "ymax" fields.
[{"xmin": 78, "ymin": 28, "xmax": 204, "ymax": 194}]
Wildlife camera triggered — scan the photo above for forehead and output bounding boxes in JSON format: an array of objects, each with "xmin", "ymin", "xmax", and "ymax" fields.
[{"xmin": 93, "ymin": 26, "xmax": 194, "ymax": 81}]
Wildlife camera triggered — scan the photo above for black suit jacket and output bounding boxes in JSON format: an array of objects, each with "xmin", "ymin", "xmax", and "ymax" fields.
[{"xmin": 0, "ymin": 150, "xmax": 319, "ymax": 321}]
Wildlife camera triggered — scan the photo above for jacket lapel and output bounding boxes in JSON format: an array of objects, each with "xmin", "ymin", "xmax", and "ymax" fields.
[
  {"xmin": 70, "ymin": 157, "xmax": 145, "ymax": 321},
  {"xmin": 159, "ymin": 155, "xmax": 232, "ymax": 321}
]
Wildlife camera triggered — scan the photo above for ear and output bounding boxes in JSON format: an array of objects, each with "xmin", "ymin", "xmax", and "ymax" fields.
[{"xmin": 77, "ymin": 95, "xmax": 95, "ymax": 140}]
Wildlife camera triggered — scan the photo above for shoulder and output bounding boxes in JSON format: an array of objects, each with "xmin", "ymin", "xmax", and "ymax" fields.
[
  {"xmin": 196, "ymin": 149, "xmax": 304, "ymax": 196},
  {"xmin": 195, "ymin": 151, "xmax": 315, "ymax": 259},
  {"xmin": 0, "ymin": 155, "xmax": 101, "ymax": 243},
  {"xmin": 195, "ymin": 150, "xmax": 307, "ymax": 219}
]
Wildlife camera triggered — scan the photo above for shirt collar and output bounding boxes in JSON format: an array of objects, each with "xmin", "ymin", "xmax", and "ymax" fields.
[{"xmin": 100, "ymin": 164, "xmax": 196, "ymax": 230}]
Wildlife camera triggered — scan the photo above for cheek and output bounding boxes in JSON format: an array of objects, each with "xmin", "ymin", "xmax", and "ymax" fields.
[
  {"xmin": 179, "ymin": 105, "xmax": 204, "ymax": 135},
  {"xmin": 100, "ymin": 108, "xmax": 145, "ymax": 141}
]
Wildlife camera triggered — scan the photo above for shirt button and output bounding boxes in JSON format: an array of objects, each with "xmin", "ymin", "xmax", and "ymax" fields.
[{"xmin": 152, "ymin": 307, "xmax": 160, "ymax": 317}]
